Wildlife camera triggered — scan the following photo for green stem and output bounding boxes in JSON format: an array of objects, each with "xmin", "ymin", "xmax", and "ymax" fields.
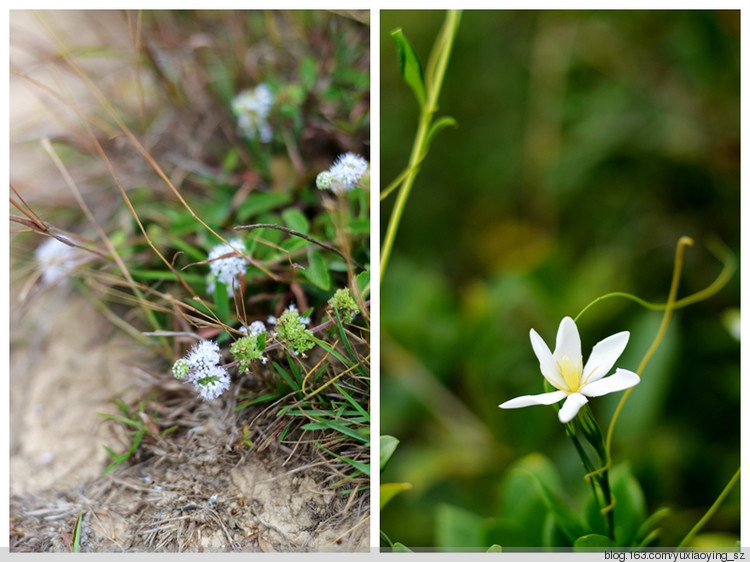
[
  {"xmin": 571, "ymin": 407, "xmax": 615, "ymax": 540},
  {"xmin": 574, "ymin": 237, "xmax": 735, "ymax": 325},
  {"xmin": 380, "ymin": 10, "xmax": 461, "ymax": 283},
  {"xmin": 605, "ymin": 237, "xmax": 692, "ymax": 457},
  {"xmin": 677, "ymin": 467, "xmax": 740, "ymax": 549}
]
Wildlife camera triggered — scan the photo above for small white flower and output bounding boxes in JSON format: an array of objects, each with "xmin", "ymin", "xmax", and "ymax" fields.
[
  {"xmin": 232, "ymin": 83, "xmax": 274, "ymax": 142},
  {"xmin": 172, "ymin": 358, "xmax": 190, "ymax": 380},
  {"xmin": 326, "ymin": 153, "xmax": 369, "ymax": 194},
  {"xmin": 316, "ymin": 171, "xmax": 334, "ymax": 190},
  {"xmin": 194, "ymin": 364, "xmax": 231, "ymax": 401},
  {"xmin": 35, "ymin": 237, "xmax": 80, "ymax": 285},
  {"xmin": 239, "ymin": 321, "xmax": 267, "ymax": 337},
  {"xmin": 185, "ymin": 339, "xmax": 222, "ymax": 376},
  {"xmin": 175, "ymin": 339, "xmax": 231, "ymax": 400},
  {"xmin": 207, "ymin": 238, "xmax": 247, "ymax": 297},
  {"xmin": 248, "ymin": 321, "xmax": 267, "ymax": 336},
  {"xmin": 499, "ymin": 317, "xmax": 640, "ymax": 424}
]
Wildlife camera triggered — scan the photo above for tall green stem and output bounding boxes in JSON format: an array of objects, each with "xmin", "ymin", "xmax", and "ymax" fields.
[{"xmin": 380, "ymin": 10, "xmax": 461, "ymax": 283}]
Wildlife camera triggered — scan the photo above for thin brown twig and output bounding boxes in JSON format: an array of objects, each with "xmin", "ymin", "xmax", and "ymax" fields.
[{"xmin": 234, "ymin": 223, "xmax": 365, "ymax": 270}]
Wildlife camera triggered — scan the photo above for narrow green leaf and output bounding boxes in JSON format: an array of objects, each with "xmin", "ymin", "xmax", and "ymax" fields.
[
  {"xmin": 103, "ymin": 445, "xmax": 118, "ymax": 459},
  {"xmin": 112, "ymin": 398, "xmax": 130, "ymax": 416},
  {"xmin": 423, "ymin": 116, "xmax": 458, "ymax": 156},
  {"xmin": 392, "ymin": 543, "xmax": 413, "ymax": 552},
  {"xmin": 212, "ymin": 280, "xmax": 230, "ymax": 324},
  {"xmin": 97, "ymin": 413, "xmax": 143, "ymax": 430},
  {"xmin": 334, "ymin": 383, "xmax": 369, "ymax": 422},
  {"xmin": 312, "ymin": 337, "xmax": 354, "ymax": 369},
  {"xmin": 314, "ymin": 442, "xmax": 370, "ymax": 475},
  {"xmin": 301, "ymin": 420, "xmax": 369, "ymax": 443},
  {"xmin": 391, "ymin": 29, "xmax": 426, "ymax": 108},
  {"xmin": 380, "ymin": 482, "xmax": 413, "ymax": 510},
  {"xmin": 487, "ymin": 545, "xmax": 503, "ymax": 553},
  {"xmin": 273, "ymin": 362, "xmax": 300, "ymax": 391},
  {"xmin": 128, "ymin": 269, "xmax": 205, "ymax": 284},
  {"xmin": 634, "ymin": 506, "xmax": 671, "ymax": 547},
  {"xmin": 71, "ymin": 511, "xmax": 83, "ymax": 552}
]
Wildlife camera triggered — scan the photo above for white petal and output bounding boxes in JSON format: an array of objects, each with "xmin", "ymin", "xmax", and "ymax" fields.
[
  {"xmin": 558, "ymin": 393, "xmax": 589, "ymax": 423},
  {"xmin": 530, "ymin": 329, "xmax": 566, "ymax": 390},
  {"xmin": 499, "ymin": 390, "xmax": 567, "ymax": 409},
  {"xmin": 553, "ymin": 317, "xmax": 581, "ymax": 365},
  {"xmin": 581, "ymin": 368, "xmax": 640, "ymax": 397},
  {"xmin": 582, "ymin": 331, "xmax": 630, "ymax": 384}
]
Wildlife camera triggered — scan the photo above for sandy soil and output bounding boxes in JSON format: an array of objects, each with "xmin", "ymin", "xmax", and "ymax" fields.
[{"xmin": 9, "ymin": 277, "xmax": 368, "ymax": 552}]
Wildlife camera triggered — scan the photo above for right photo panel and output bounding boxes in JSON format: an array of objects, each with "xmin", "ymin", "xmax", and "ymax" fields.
[{"xmin": 379, "ymin": 10, "xmax": 740, "ymax": 552}]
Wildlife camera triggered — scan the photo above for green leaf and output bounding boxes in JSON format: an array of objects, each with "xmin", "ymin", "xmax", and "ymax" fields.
[
  {"xmin": 212, "ymin": 280, "xmax": 231, "ymax": 324},
  {"xmin": 312, "ymin": 337, "xmax": 354, "ymax": 369},
  {"xmin": 380, "ymin": 482, "xmax": 413, "ymax": 510},
  {"xmin": 299, "ymin": 56, "xmax": 318, "ymax": 91},
  {"xmin": 633, "ymin": 506, "xmax": 671, "ymax": 547},
  {"xmin": 236, "ymin": 191, "xmax": 291, "ymax": 222},
  {"xmin": 584, "ymin": 492, "xmax": 609, "ymax": 538},
  {"xmin": 221, "ymin": 147, "xmax": 240, "ymax": 175},
  {"xmin": 301, "ymin": 419, "xmax": 369, "ymax": 443},
  {"xmin": 314, "ymin": 442, "xmax": 370, "ymax": 476},
  {"xmin": 392, "ymin": 543, "xmax": 413, "ymax": 552},
  {"xmin": 349, "ymin": 217, "xmax": 369, "ymax": 234},
  {"xmin": 424, "ymin": 116, "xmax": 458, "ymax": 155},
  {"xmin": 487, "ymin": 545, "xmax": 503, "ymax": 553},
  {"xmin": 610, "ymin": 463, "xmax": 646, "ymax": 546},
  {"xmin": 303, "ymin": 250, "xmax": 331, "ymax": 290},
  {"xmin": 380, "ymin": 435, "xmax": 400, "ymax": 472},
  {"xmin": 574, "ymin": 534, "xmax": 616, "ymax": 550},
  {"xmin": 256, "ymin": 332, "xmax": 267, "ymax": 351},
  {"xmin": 103, "ymin": 445, "xmax": 118, "ymax": 459},
  {"xmin": 71, "ymin": 511, "xmax": 83, "ymax": 552},
  {"xmin": 334, "ymin": 383, "xmax": 369, "ymax": 422},
  {"xmin": 282, "ymin": 208, "xmax": 310, "ymax": 235},
  {"xmin": 498, "ymin": 453, "xmax": 565, "ymax": 546},
  {"xmin": 435, "ymin": 503, "xmax": 484, "ymax": 549},
  {"xmin": 391, "ymin": 29, "xmax": 426, "ymax": 108},
  {"xmin": 525, "ymin": 468, "xmax": 586, "ymax": 543},
  {"xmin": 357, "ymin": 269, "xmax": 371, "ymax": 298}
]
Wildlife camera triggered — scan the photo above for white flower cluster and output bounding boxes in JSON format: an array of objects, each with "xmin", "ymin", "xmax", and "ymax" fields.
[
  {"xmin": 172, "ymin": 339, "xmax": 231, "ymax": 401},
  {"xmin": 239, "ymin": 320, "xmax": 267, "ymax": 338},
  {"xmin": 231, "ymin": 83, "xmax": 274, "ymax": 143},
  {"xmin": 316, "ymin": 153, "xmax": 369, "ymax": 194},
  {"xmin": 206, "ymin": 238, "xmax": 247, "ymax": 297},
  {"xmin": 35, "ymin": 236, "xmax": 81, "ymax": 285}
]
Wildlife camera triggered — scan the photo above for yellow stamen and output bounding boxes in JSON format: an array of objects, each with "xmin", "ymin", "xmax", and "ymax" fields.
[{"xmin": 559, "ymin": 356, "xmax": 583, "ymax": 392}]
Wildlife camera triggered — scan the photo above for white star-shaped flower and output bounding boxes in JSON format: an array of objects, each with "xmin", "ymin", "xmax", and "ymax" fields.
[{"xmin": 500, "ymin": 316, "xmax": 640, "ymax": 423}]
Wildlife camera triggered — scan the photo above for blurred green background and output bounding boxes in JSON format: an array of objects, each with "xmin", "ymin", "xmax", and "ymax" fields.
[{"xmin": 380, "ymin": 10, "xmax": 739, "ymax": 548}]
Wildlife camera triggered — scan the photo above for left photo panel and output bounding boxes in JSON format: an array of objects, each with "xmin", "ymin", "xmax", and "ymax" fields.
[{"xmin": 10, "ymin": 10, "xmax": 370, "ymax": 552}]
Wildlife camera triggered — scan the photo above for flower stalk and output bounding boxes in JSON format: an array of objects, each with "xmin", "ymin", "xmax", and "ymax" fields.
[
  {"xmin": 566, "ymin": 406, "xmax": 615, "ymax": 540},
  {"xmin": 380, "ymin": 10, "xmax": 461, "ymax": 283}
]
